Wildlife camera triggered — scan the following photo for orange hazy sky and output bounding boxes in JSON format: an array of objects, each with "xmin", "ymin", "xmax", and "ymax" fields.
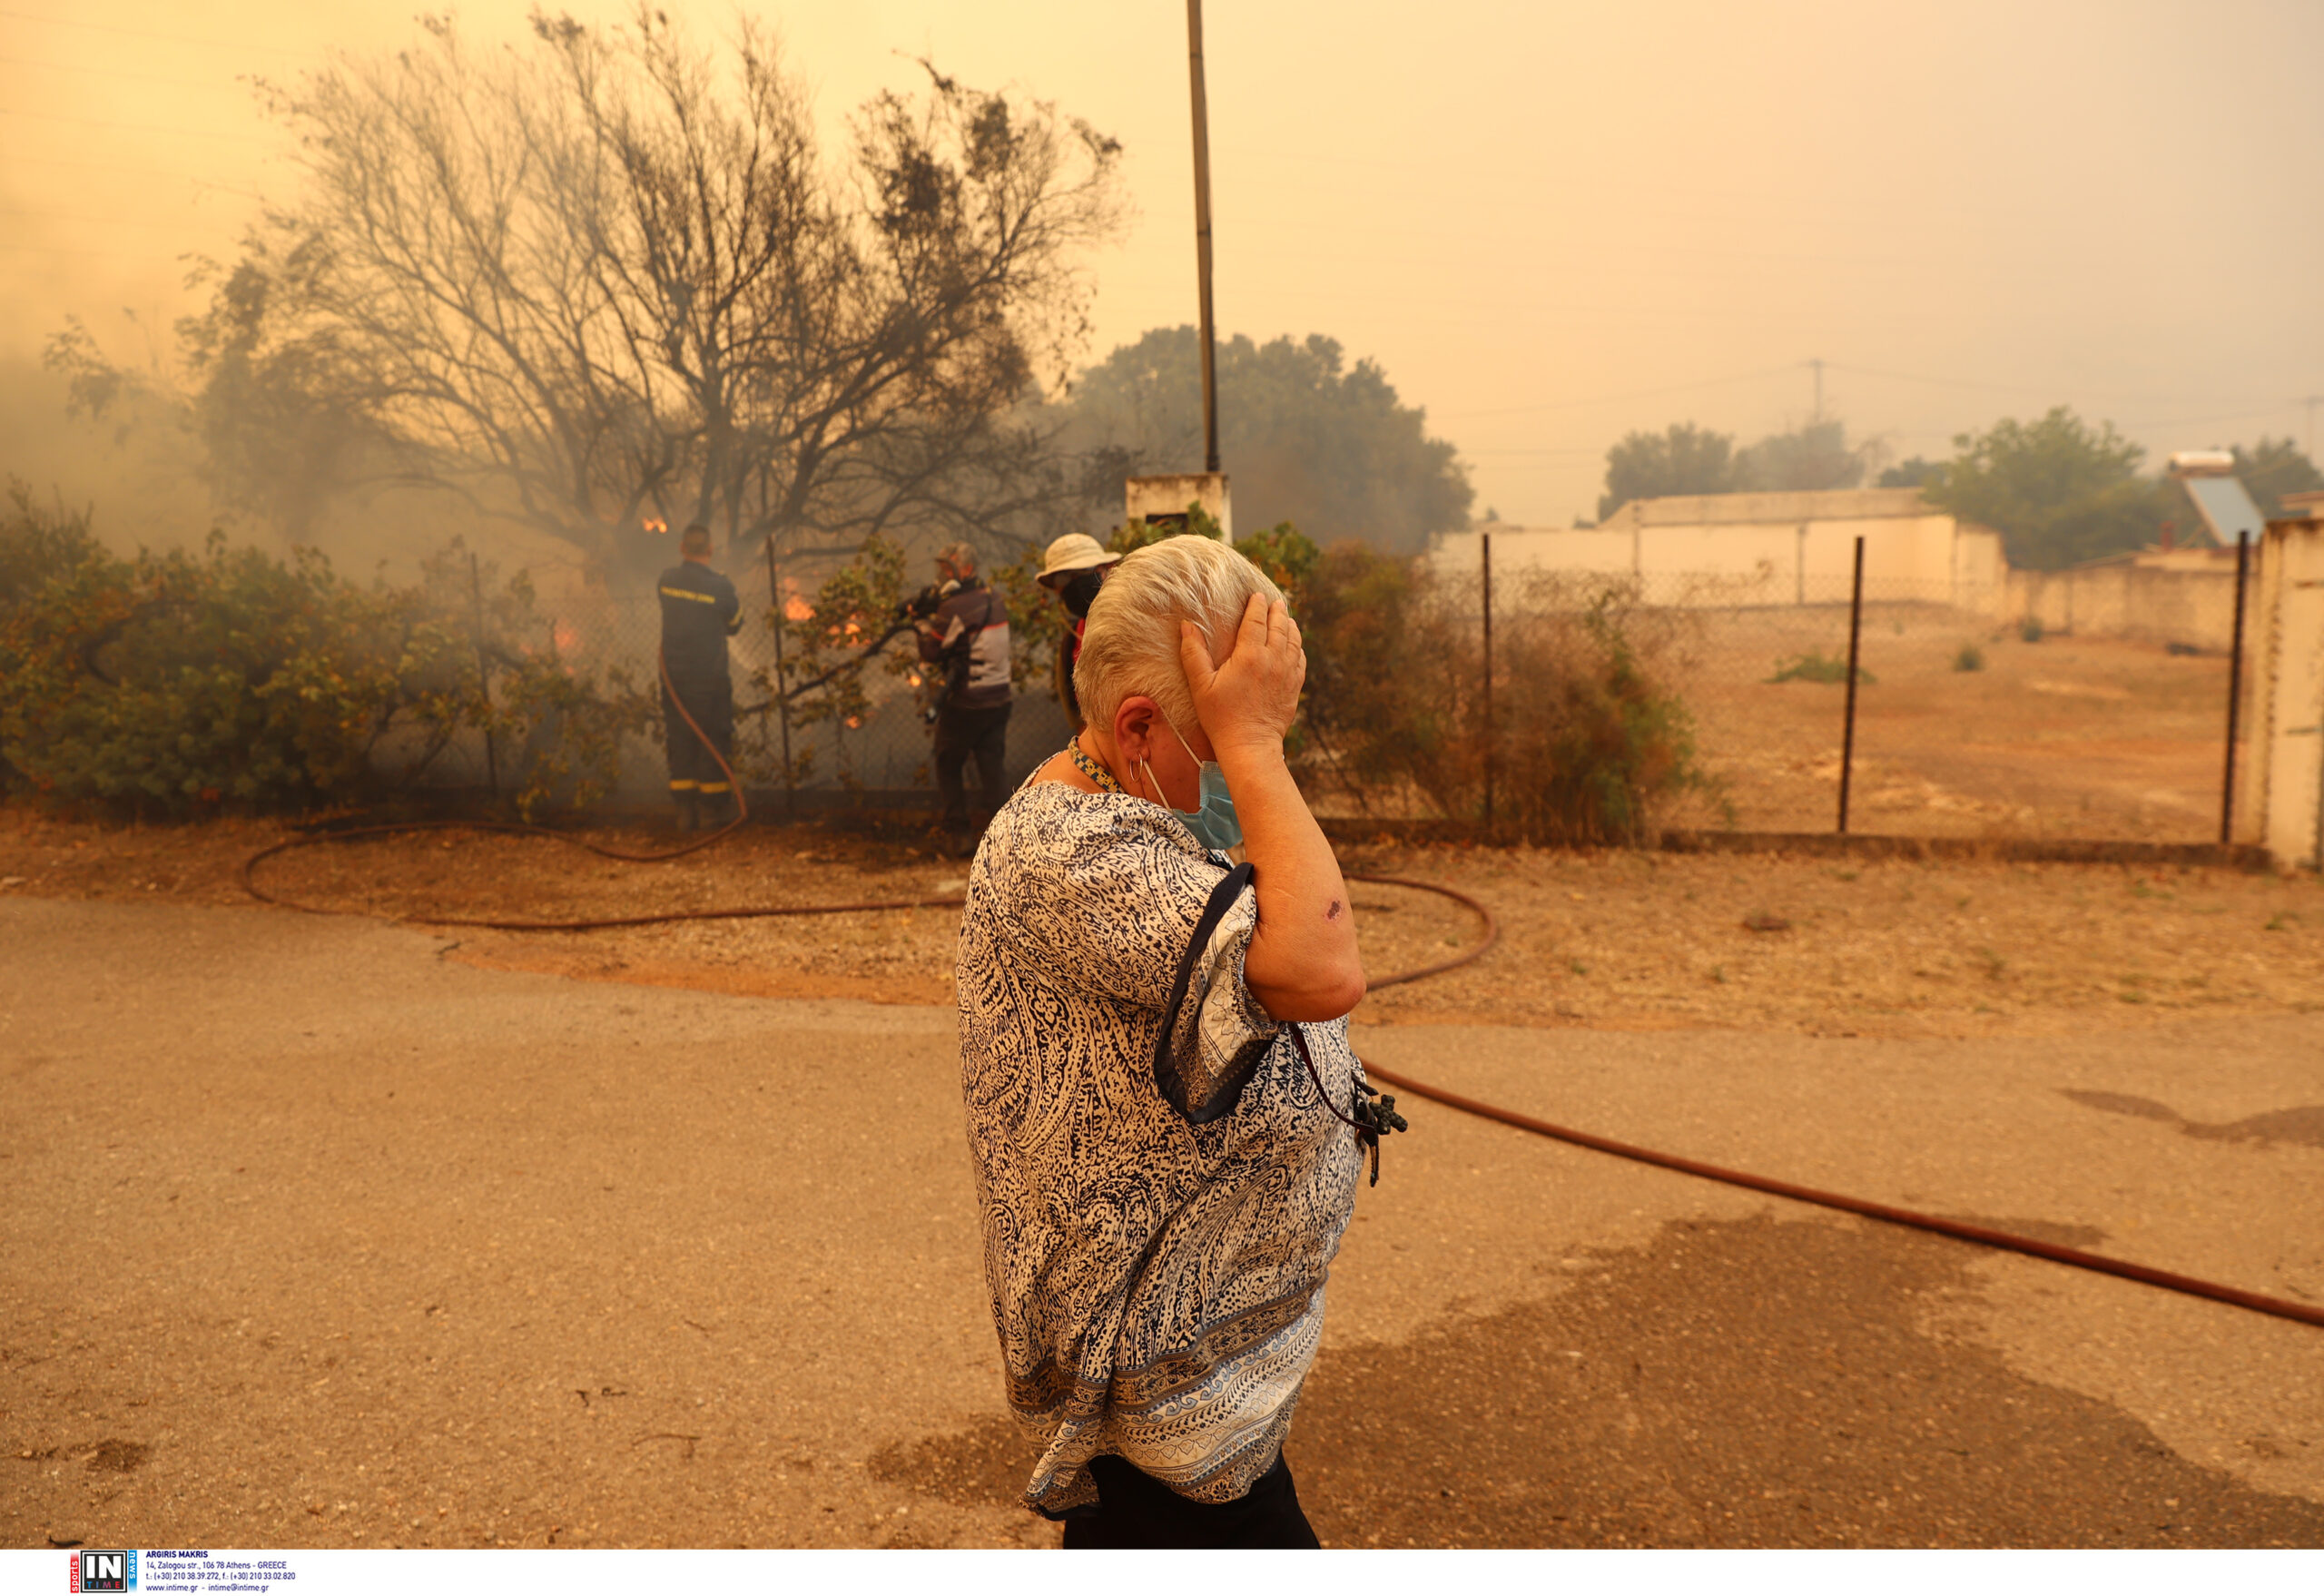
[{"xmin": 5, "ymin": 0, "xmax": 2320, "ymax": 527}]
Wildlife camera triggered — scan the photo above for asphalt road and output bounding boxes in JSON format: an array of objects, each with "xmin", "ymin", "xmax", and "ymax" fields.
[{"xmin": 5, "ymin": 897, "xmax": 2319, "ymax": 1549}]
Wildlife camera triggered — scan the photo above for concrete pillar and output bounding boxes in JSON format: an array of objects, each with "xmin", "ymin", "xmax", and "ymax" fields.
[
  {"xmin": 1125, "ymin": 473, "xmax": 1231, "ymax": 539},
  {"xmin": 2249, "ymin": 508, "xmax": 2324, "ymax": 868}
]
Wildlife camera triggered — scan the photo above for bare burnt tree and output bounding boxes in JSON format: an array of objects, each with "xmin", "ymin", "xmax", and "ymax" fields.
[{"xmin": 169, "ymin": 7, "xmax": 1120, "ymax": 567}]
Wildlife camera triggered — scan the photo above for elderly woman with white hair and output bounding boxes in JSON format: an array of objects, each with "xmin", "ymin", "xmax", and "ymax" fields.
[{"xmin": 955, "ymin": 534, "xmax": 1398, "ymax": 1548}]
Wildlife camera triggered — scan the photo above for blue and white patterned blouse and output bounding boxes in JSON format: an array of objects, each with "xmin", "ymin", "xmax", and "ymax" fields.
[{"xmin": 955, "ymin": 776, "xmax": 1369, "ymax": 1517}]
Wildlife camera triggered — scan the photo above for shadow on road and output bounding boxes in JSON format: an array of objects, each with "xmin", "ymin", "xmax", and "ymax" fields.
[{"xmin": 886, "ymin": 1214, "xmax": 2324, "ymax": 1548}]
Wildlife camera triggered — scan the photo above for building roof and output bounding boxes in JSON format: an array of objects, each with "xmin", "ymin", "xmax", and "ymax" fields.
[{"xmin": 1597, "ymin": 487, "xmax": 1935, "ymax": 529}]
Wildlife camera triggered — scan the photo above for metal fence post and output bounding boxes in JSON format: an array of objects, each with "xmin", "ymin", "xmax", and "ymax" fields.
[
  {"xmin": 2221, "ymin": 529, "xmax": 2250, "ymax": 845},
  {"xmin": 470, "ymin": 550, "xmax": 498, "ymax": 799},
  {"xmin": 1481, "ymin": 527, "xmax": 1494, "ymax": 831},
  {"xmin": 766, "ymin": 534, "xmax": 794, "ymax": 817},
  {"xmin": 1837, "ymin": 535, "xmax": 1865, "ymax": 834}
]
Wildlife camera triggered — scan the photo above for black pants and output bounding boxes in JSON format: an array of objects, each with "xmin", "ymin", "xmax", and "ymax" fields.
[
  {"xmin": 1060, "ymin": 1453, "xmax": 1320, "ymax": 1550},
  {"xmin": 662, "ymin": 670, "xmax": 734, "ymax": 797},
  {"xmin": 933, "ymin": 702, "xmax": 1009, "ymax": 830}
]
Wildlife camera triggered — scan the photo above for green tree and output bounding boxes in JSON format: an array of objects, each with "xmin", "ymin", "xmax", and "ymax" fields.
[
  {"xmin": 1877, "ymin": 456, "xmax": 1943, "ymax": 489},
  {"xmin": 1598, "ymin": 423, "xmax": 1735, "ymax": 520},
  {"xmin": 1921, "ymin": 407, "xmax": 2155, "ymax": 571},
  {"xmin": 2230, "ymin": 437, "xmax": 2324, "ymax": 518},
  {"xmin": 1733, "ymin": 419, "xmax": 1881, "ymax": 492},
  {"xmin": 1055, "ymin": 327, "xmax": 1471, "ymax": 556}
]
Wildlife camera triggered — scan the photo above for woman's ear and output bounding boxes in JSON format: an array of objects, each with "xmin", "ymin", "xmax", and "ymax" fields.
[{"xmin": 1112, "ymin": 695, "xmax": 1158, "ymax": 767}]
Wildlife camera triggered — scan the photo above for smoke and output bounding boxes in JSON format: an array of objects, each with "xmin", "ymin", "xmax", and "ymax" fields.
[{"xmin": 0, "ymin": 347, "xmax": 608, "ymax": 616}]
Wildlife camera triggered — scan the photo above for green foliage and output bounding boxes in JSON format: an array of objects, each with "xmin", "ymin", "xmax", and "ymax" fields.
[
  {"xmin": 1766, "ymin": 649, "xmax": 1875, "ymax": 685},
  {"xmin": 751, "ymin": 533, "xmax": 913, "ymax": 789},
  {"xmin": 1733, "ymin": 419, "xmax": 1878, "ymax": 493},
  {"xmin": 1235, "ymin": 520, "xmax": 1321, "ymax": 597},
  {"xmin": 0, "ymin": 498, "xmax": 647, "ymax": 818},
  {"xmin": 992, "ymin": 540, "xmax": 1069, "ymax": 698},
  {"xmin": 0, "ymin": 482, "xmax": 103, "ymax": 615},
  {"xmin": 1953, "ymin": 642, "xmax": 1985, "ymax": 673},
  {"xmin": 1878, "ymin": 456, "xmax": 1944, "ymax": 489},
  {"xmin": 1105, "ymin": 512, "xmax": 1189, "ymax": 557},
  {"xmin": 1298, "ymin": 545, "xmax": 1716, "ymax": 842},
  {"xmin": 1921, "ymin": 406, "xmax": 2156, "ymax": 570},
  {"xmin": 1602, "ymin": 419, "xmax": 1887, "ymax": 518},
  {"xmin": 1599, "ymin": 422, "xmax": 1736, "ymax": 520},
  {"xmin": 1057, "ymin": 328, "xmax": 1472, "ymax": 556},
  {"xmin": 2228, "ymin": 438, "xmax": 2324, "ymax": 519}
]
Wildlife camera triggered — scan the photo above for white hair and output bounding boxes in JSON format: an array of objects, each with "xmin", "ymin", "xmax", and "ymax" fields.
[{"xmin": 1074, "ymin": 535, "xmax": 1284, "ymax": 736}]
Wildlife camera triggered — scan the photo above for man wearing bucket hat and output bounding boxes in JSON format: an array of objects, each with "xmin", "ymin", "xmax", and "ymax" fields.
[{"xmin": 1036, "ymin": 532, "xmax": 1122, "ymax": 732}]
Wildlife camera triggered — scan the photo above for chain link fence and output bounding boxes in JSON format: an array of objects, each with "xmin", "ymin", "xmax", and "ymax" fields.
[
  {"xmin": 413, "ymin": 547, "xmax": 2246, "ymax": 845},
  {"xmin": 1487, "ymin": 561, "xmax": 2245, "ymax": 843}
]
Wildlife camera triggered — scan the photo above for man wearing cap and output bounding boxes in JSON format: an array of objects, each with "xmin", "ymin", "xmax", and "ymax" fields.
[{"xmin": 1035, "ymin": 532, "xmax": 1122, "ymax": 732}]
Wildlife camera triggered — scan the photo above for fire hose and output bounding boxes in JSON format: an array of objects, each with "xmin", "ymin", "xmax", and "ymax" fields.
[{"xmin": 237, "ymin": 721, "xmax": 2322, "ymax": 1335}]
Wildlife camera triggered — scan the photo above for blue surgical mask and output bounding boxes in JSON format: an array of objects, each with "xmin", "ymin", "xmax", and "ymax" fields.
[{"xmin": 1139, "ymin": 720, "xmax": 1243, "ymax": 853}]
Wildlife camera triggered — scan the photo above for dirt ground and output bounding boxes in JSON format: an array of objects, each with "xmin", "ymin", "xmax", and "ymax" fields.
[
  {"xmin": 1652, "ymin": 606, "xmax": 2237, "ymax": 842},
  {"xmin": 3, "ymin": 804, "xmax": 2316, "ymax": 1039}
]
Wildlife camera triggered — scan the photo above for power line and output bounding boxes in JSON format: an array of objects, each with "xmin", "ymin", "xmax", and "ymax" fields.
[
  {"xmin": 0, "ymin": 7, "xmax": 319, "ymax": 59},
  {"xmin": 0, "ymin": 241, "xmax": 182, "ymax": 261},
  {"xmin": 1440, "ymin": 364, "xmax": 1798, "ymax": 421},
  {"xmin": 2118, "ymin": 404, "xmax": 2304, "ymax": 435},
  {"xmin": 1464, "ymin": 447, "xmax": 1605, "ymax": 458},
  {"xmin": 6, "ymin": 153, "xmax": 214, "ymax": 182},
  {"xmin": 0, "ymin": 207, "xmax": 222, "ymax": 229},
  {"xmin": 0, "ymin": 53, "xmax": 241, "ymax": 90},
  {"xmin": 1818, "ymin": 359, "xmax": 2222, "ymax": 408},
  {"xmin": 0, "ymin": 106, "xmax": 276, "ymax": 144}
]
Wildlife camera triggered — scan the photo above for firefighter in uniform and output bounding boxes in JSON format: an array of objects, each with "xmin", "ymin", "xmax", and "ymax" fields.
[
  {"xmin": 656, "ymin": 523, "xmax": 743, "ymax": 831},
  {"xmin": 916, "ymin": 540, "xmax": 1013, "ymax": 843}
]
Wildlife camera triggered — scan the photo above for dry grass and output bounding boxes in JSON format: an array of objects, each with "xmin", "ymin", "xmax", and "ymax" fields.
[
  {"xmin": 1665, "ymin": 605, "xmax": 2235, "ymax": 842},
  {"xmin": 1334, "ymin": 841, "xmax": 2321, "ymax": 1038},
  {"xmin": 7, "ymin": 803, "xmax": 2319, "ymax": 1039}
]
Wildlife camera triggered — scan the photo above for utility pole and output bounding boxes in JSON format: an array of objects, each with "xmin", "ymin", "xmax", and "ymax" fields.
[
  {"xmin": 1481, "ymin": 528, "xmax": 1494, "ymax": 832},
  {"xmin": 1187, "ymin": 0, "xmax": 1220, "ymax": 474}
]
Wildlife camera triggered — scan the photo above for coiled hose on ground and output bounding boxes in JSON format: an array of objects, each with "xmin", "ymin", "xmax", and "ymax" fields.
[{"xmin": 238, "ymin": 688, "xmax": 2322, "ymax": 1334}]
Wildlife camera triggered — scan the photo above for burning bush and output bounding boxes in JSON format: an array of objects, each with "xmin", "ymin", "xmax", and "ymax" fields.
[{"xmin": 0, "ymin": 487, "xmax": 648, "ymax": 817}]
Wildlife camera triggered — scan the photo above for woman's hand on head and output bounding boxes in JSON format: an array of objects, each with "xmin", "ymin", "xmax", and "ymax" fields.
[{"xmin": 1179, "ymin": 596, "xmax": 1305, "ymax": 759}]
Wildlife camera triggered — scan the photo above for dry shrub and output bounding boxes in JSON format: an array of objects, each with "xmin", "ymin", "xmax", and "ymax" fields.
[{"xmin": 1300, "ymin": 543, "xmax": 1719, "ymax": 842}]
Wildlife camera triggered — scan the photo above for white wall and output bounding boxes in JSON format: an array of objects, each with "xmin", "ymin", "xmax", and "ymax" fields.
[{"xmin": 1433, "ymin": 506, "xmax": 1998, "ymax": 610}]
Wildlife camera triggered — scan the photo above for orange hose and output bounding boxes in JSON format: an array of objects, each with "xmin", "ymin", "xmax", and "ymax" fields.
[{"xmin": 236, "ymin": 803, "xmax": 2320, "ymax": 1332}]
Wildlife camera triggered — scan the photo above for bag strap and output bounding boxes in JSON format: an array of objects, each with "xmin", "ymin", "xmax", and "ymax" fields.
[
  {"xmin": 1288, "ymin": 1026, "xmax": 1408, "ymax": 1187},
  {"xmin": 1151, "ymin": 862, "xmax": 1256, "ymax": 1116}
]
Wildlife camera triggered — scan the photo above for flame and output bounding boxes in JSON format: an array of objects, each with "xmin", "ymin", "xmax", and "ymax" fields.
[
  {"xmin": 643, "ymin": 517, "xmax": 668, "ymax": 534},
  {"xmin": 844, "ymin": 715, "xmax": 863, "ymax": 730},
  {"xmin": 553, "ymin": 622, "xmax": 581, "ymax": 654},
  {"xmin": 784, "ymin": 596, "xmax": 812, "ymax": 621},
  {"xmin": 905, "ymin": 671, "xmax": 922, "ymax": 688}
]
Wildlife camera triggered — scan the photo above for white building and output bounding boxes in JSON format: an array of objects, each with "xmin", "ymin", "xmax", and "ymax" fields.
[{"xmin": 1432, "ymin": 488, "xmax": 2005, "ymax": 610}]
